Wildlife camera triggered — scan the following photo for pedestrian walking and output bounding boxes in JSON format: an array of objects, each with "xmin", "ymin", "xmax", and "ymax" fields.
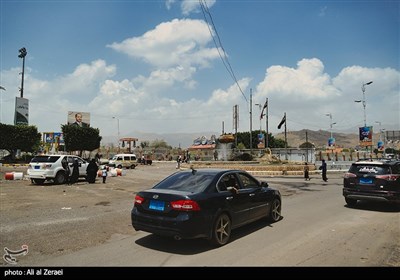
[
  {"xmin": 304, "ymin": 162, "xmax": 310, "ymax": 181},
  {"xmin": 176, "ymin": 155, "xmax": 182, "ymax": 169},
  {"xmin": 101, "ymin": 166, "xmax": 108, "ymax": 183},
  {"xmin": 319, "ymin": 159, "xmax": 328, "ymax": 182}
]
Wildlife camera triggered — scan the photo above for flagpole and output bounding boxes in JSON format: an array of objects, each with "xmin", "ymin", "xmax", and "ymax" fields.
[
  {"xmin": 265, "ymin": 98, "xmax": 268, "ymax": 149},
  {"xmin": 284, "ymin": 112, "xmax": 288, "ymax": 160},
  {"xmin": 249, "ymin": 89, "xmax": 252, "ymax": 152}
]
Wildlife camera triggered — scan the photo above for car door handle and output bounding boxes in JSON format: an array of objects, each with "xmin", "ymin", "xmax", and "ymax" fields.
[
  {"xmin": 249, "ymin": 193, "xmax": 255, "ymax": 197},
  {"xmin": 226, "ymin": 196, "xmax": 233, "ymax": 200}
]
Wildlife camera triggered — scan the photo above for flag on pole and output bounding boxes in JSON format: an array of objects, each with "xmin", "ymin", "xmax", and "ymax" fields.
[
  {"xmin": 277, "ymin": 114, "xmax": 286, "ymax": 129},
  {"xmin": 260, "ymin": 100, "xmax": 268, "ymax": 119}
]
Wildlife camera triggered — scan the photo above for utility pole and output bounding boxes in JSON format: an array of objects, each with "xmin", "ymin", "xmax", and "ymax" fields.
[
  {"xmin": 284, "ymin": 112, "xmax": 287, "ymax": 160},
  {"xmin": 233, "ymin": 105, "xmax": 239, "ymax": 147},
  {"xmin": 265, "ymin": 98, "xmax": 268, "ymax": 149},
  {"xmin": 249, "ymin": 89, "xmax": 252, "ymax": 151},
  {"xmin": 305, "ymin": 130, "xmax": 308, "ymax": 162}
]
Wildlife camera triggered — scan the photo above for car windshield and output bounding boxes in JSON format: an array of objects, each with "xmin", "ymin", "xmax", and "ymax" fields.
[
  {"xmin": 350, "ymin": 164, "xmax": 390, "ymax": 175},
  {"xmin": 30, "ymin": 156, "xmax": 60, "ymax": 163},
  {"xmin": 154, "ymin": 172, "xmax": 214, "ymax": 193}
]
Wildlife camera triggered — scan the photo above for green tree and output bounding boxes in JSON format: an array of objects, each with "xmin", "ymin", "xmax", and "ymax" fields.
[
  {"xmin": 299, "ymin": 142, "xmax": 314, "ymax": 148},
  {"xmin": 62, "ymin": 125, "xmax": 102, "ymax": 155},
  {"xmin": 235, "ymin": 131, "xmax": 286, "ymax": 149},
  {"xmin": 150, "ymin": 139, "xmax": 171, "ymax": 149},
  {"xmin": 140, "ymin": 141, "xmax": 150, "ymax": 149},
  {"xmin": 0, "ymin": 124, "xmax": 41, "ymax": 159}
]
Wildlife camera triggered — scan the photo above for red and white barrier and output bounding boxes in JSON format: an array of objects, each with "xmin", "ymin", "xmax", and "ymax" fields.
[
  {"xmin": 97, "ymin": 168, "xmax": 125, "ymax": 177},
  {"xmin": 5, "ymin": 172, "xmax": 24, "ymax": 180}
]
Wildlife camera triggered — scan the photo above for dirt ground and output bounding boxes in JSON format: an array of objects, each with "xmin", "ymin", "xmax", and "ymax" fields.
[
  {"xmin": 0, "ymin": 162, "xmax": 312, "ymax": 266},
  {"xmin": 0, "ymin": 162, "xmax": 183, "ymax": 265}
]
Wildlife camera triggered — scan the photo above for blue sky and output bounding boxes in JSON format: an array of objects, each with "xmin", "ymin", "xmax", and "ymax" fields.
[{"xmin": 1, "ymin": 0, "xmax": 399, "ymax": 145}]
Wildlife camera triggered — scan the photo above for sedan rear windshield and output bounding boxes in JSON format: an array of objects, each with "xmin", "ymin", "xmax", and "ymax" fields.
[
  {"xmin": 30, "ymin": 156, "xmax": 60, "ymax": 163},
  {"xmin": 350, "ymin": 164, "xmax": 390, "ymax": 175},
  {"xmin": 154, "ymin": 172, "xmax": 214, "ymax": 193}
]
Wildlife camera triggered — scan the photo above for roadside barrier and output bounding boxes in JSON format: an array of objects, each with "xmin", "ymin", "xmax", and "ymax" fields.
[
  {"xmin": 97, "ymin": 168, "xmax": 125, "ymax": 177},
  {"xmin": 110, "ymin": 168, "xmax": 125, "ymax": 177},
  {"xmin": 5, "ymin": 172, "xmax": 24, "ymax": 180}
]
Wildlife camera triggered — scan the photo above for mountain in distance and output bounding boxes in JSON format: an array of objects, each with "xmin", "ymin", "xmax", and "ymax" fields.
[
  {"xmin": 100, "ymin": 129, "xmax": 381, "ymax": 149},
  {"xmin": 274, "ymin": 129, "xmax": 361, "ymax": 148}
]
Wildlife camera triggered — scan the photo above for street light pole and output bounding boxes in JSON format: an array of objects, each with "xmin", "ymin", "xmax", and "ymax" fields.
[
  {"xmin": 325, "ymin": 113, "xmax": 336, "ymax": 142},
  {"xmin": 355, "ymin": 81, "xmax": 373, "ymax": 154},
  {"xmin": 255, "ymin": 103, "xmax": 262, "ymax": 133},
  {"xmin": 255, "ymin": 103, "xmax": 263, "ymax": 149},
  {"xmin": 355, "ymin": 81, "xmax": 373, "ymax": 127},
  {"xmin": 112, "ymin": 116, "xmax": 120, "ymax": 148},
  {"xmin": 0, "ymin": 86, "xmax": 5, "ymax": 123},
  {"xmin": 18, "ymin": 48, "xmax": 27, "ymax": 98}
]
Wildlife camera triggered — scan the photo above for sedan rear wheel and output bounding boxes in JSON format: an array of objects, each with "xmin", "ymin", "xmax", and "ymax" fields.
[
  {"xmin": 268, "ymin": 198, "xmax": 281, "ymax": 223},
  {"xmin": 211, "ymin": 213, "xmax": 231, "ymax": 246},
  {"xmin": 345, "ymin": 197, "xmax": 357, "ymax": 207}
]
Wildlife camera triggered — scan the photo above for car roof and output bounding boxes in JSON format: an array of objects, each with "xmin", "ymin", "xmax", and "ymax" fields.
[
  {"xmin": 354, "ymin": 159, "xmax": 399, "ymax": 166},
  {"xmin": 179, "ymin": 168, "xmax": 244, "ymax": 175}
]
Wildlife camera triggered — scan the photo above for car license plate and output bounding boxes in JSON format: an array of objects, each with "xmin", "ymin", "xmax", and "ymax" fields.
[
  {"xmin": 360, "ymin": 177, "xmax": 373, "ymax": 184},
  {"xmin": 34, "ymin": 166, "xmax": 40, "ymax": 169},
  {"xmin": 149, "ymin": 200, "xmax": 164, "ymax": 211}
]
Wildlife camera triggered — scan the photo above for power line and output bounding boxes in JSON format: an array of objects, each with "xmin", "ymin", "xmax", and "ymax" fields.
[{"xmin": 199, "ymin": 0, "xmax": 248, "ymax": 104}]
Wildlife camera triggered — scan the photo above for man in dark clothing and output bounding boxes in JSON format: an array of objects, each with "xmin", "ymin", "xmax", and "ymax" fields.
[
  {"xmin": 69, "ymin": 159, "xmax": 80, "ymax": 184},
  {"xmin": 86, "ymin": 159, "xmax": 98, "ymax": 183},
  {"xmin": 61, "ymin": 157, "xmax": 70, "ymax": 185},
  {"xmin": 319, "ymin": 159, "xmax": 328, "ymax": 182}
]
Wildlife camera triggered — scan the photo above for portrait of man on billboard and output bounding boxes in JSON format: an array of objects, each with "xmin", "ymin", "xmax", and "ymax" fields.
[
  {"xmin": 359, "ymin": 126, "xmax": 373, "ymax": 147},
  {"xmin": 68, "ymin": 111, "xmax": 90, "ymax": 127}
]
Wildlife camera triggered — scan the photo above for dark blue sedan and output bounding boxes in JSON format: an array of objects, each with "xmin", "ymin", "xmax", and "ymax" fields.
[{"xmin": 131, "ymin": 168, "xmax": 282, "ymax": 246}]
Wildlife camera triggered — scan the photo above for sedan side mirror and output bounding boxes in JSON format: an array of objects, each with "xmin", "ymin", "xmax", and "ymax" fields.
[{"xmin": 261, "ymin": 182, "xmax": 269, "ymax": 188}]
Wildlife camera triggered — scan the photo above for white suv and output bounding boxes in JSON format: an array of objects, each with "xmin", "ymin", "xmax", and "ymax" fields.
[{"xmin": 27, "ymin": 155, "xmax": 88, "ymax": 185}]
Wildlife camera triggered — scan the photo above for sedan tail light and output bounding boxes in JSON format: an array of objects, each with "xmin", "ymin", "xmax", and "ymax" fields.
[
  {"xmin": 344, "ymin": 172, "xmax": 357, "ymax": 179},
  {"xmin": 375, "ymin": 175, "xmax": 399, "ymax": 181},
  {"xmin": 170, "ymin": 200, "xmax": 200, "ymax": 211},
  {"xmin": 134, "ymin": 195, "xmax": 145, "ymax": 205}
]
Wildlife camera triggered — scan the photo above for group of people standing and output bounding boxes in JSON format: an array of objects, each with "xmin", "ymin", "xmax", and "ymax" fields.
[
  {"xmin": 62, "ymin": 156, "xmax": 108, "ymax": 185},
  {"xmin": 61, "ymin": 157, "xmax": 80, "ymax": 185},
  {"xmin": 303, "ymin": 159, "xmax": 328, "ymax": 182}
]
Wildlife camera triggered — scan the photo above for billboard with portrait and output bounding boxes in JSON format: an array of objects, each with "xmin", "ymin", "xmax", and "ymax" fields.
[
  {"xmin": 43, "ymin": 132, "xmax": 64, "ymax": 144},
  {"xmin": 67, "ymin": 111, "xmax": 90, "ymax": 127},
  {"xmin": 359, "ymin": 126, "xmax": 373, "ymax": 147}
]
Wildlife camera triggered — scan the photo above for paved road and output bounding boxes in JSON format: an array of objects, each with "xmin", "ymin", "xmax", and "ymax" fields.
[{"xmin": 1, "ymin": 163, "xmax": 399, "ymax": 267}]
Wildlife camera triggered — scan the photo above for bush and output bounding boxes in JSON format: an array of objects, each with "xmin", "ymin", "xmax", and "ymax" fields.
[{"xmin": 231, "ymin": 152, "xmax": 253, "ymax": 161}]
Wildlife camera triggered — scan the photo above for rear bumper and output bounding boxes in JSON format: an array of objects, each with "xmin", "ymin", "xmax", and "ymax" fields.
[
  {"xmin": 343, "ymin": 188, "xmax": 400, "ymax": 203},
  {"xmin": 131, "ymin": 208, "xmax": 211, "ymax": 240}
]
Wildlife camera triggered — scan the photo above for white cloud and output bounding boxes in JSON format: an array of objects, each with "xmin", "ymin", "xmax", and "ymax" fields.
[
  {"xmin": 256, "ymin": 58, "xmax": 340, "ymax": 100},
  {"xmin": 1, "ymin": 55, "xmax": 398, "ymax": 141},
  {"xmin": 319, "ymin": 6, "xmax": 328, "ymax": 17},
  {"xmin": 107, "ymin": 18, "xmax": 219, "ymax": 69},
  {"xmin": 165, "ymin": 0, "xmax": 216, "ymax": 16},
  {"xmin": 165, "ymin": 0, "xmax": 175, "ymax": 10}
]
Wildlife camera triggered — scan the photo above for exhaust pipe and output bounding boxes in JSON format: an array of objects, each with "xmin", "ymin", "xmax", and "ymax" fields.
[{"xmin": 173, "ymin": 235, "xmax": 182, "ymax": 241}]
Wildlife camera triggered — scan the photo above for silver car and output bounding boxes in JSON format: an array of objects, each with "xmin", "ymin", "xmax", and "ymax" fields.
[{"xmin": 27, "ymin": 155, "xmax": 88, "ymax": 185}]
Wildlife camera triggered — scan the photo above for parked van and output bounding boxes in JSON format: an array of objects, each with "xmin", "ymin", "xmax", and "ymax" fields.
[{"xmin": 108, "ymin": 154, "xmax": 137, "ymax": 169}]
